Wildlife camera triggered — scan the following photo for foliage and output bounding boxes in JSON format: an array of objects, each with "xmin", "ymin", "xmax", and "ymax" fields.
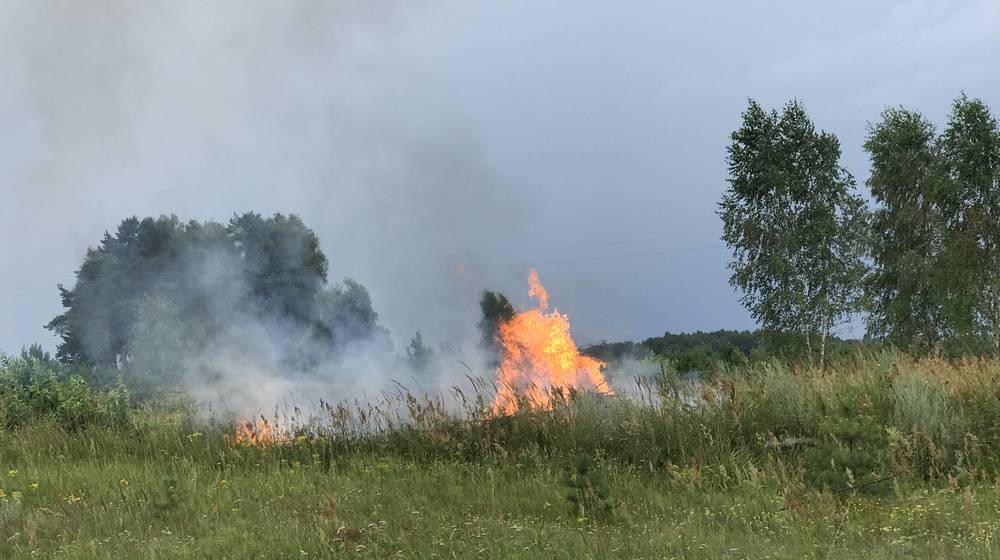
[
  {"xmin": 936, "ymin": 95, "xmax": 1000, "ymax": 349},
  {"xmin": 405, "ymin": 331, "xmax": 434, "ymax": 374},
  {"xmin": 584, "ymin": 329, "xmax": 864, "ymax": 374},
  {"xmin": 720, "ymin": 99, "xmax": 869, "ymax": 367},
  {"xmin": 804, "ymin": 394, "xmax": 888, "ymax": 495},
  {"xmin": 864, "ymin": 106, "xmax": 945, "ymax": 354},
  {"xmin": 864, "ymin": 95, "xmax": 1000, "ymax": 356},
  {"xmin": 313, "ymin": 278, "xmax": 390, "ymax": 351},
  {"xmin": 477, "ymin": 290, "xmax": 516, "ymax": 366},
  {"xmin": 126, "ymin": 294, "xmax": 188, "ymax": 390},
  {"xmin": 0, "ymin": 354, "xmax": 129, "ymax": 431},
  {"xmin": 6, "ymin": 353, "xmax": 1000, "ymax": 557},
  {"xmin": 580, "ymin": 339, "xmax": 650, "ymax": 363},
  {"xmin": 45, "ymin": 213, "xmax": 386, "ymax": 379},
  {"xmin": 562, "ymin": 452, "xmax": 612, "ymax": 519}
]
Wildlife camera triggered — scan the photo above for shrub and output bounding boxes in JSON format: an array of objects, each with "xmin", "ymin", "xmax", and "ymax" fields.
[
  {"xmin": 803, "ymin": 413, "xmax": 888, "ymax": 494},
  {"xmin": 563, "ymin": 452, "xmax": 612, "ymax": 519},
  {"xmin": 0, "ymin": 354, "xmax": 129, "ymax": 431}
]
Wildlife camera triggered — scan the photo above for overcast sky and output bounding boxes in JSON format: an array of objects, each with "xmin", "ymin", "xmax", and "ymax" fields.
[{"xmin": 2, "ymin": 1, "xmax": 999, "ymax": 355}]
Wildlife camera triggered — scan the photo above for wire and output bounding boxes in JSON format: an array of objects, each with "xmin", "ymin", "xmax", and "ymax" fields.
[
  {"xmin": 460, "ymin": 245, "xmax": 727, "ymax": 270},
  {"xmin": 445, "ymin": 230, "xmax": 721, "ymax": 259}
]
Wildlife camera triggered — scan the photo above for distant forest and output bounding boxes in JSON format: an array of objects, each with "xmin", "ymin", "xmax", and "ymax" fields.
[{"xmin": 581, "ymin": 329, "xmax": 860, "ymax": 374}]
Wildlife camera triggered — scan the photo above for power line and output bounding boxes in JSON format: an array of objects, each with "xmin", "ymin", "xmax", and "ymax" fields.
[
  {"xmin": 445, "ymin": 230, "xmax": 721, "ymax": 259},
  {"xmin": 460, "ymin": 245, "xmax": 727, "ymax": 270}
]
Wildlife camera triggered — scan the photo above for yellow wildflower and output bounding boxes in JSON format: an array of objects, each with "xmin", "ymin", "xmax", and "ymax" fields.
[
  {"xmin": 7, "ymin": 469, "xmax": 17, "ymax": 478},
  {"xmin": 119, "ymin": 479, "xmax": 129, "ymax": 487},
  {"xmin": 30, "ymin": 482, "xmax": 39, "ymax": 490}
]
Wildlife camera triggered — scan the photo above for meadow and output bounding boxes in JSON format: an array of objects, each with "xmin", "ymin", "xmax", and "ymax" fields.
[{"xmin": 5, "ymin": 352, "xmax": 1000, "ymax": 558}]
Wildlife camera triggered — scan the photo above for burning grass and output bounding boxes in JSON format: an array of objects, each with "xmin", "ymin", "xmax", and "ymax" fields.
[
  {"xmin": 7, "ymin": 352, "xmax": 1000, "ymax": 557},
  {"xmin": 229, "ymin": 417, "xmax": 286, "ymax": 446},
  {"xmin": 492, "ymin": 270, "xmax": 613, "ymax": 415}
]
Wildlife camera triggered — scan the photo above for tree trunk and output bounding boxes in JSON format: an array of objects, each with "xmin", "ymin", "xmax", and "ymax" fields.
[
  {"xmin": 804, "ymin": 328, "xmax": 813, "ymax": 368},
  {"xmin": 819, "ymin": 313, "xmax": 829, "ymax": 372}
]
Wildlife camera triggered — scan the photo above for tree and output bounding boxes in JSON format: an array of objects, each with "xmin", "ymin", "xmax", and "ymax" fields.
[
  {"xmin": 719, "ymin": 99, "xmax": 868, "ymax": 367},
  {"xmin": 313, "ymin": 278, "xmax": 388, "ymax": 350},
  {"xmin": 46, "ymin": 213, "xmax": 385, "ymax": 377},
  {"xmin": 864, "ymin": 107, "xmax": 945, "ymax": 354},
  {"xmin": 405, "ymin": 331, "xmax": 434, "ymax": 373},
  {"xmin": 937, "ymin": 94, "xmax": 1000, "ymax": 350},
  {"xmin": 477, "ymin": 290, "xmax": 516, "ymax": 366},
  {"xmin": 227, "ymin": 212, "xmax": 327, "ymax": 324},
  {"xmin": 127, "ymin": 294, "xmax": 188, "ymax": 389}
]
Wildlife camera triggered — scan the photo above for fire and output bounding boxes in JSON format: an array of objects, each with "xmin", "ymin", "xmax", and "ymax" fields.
[
  {"xmin": 493, "ymin": 270, "xmax": 611, "ymax": 414},
  {"xmin": 527, "ymin": 269, "xmax": 549, "ymax": 310},
  {"xmin": 230, "ymin": 417, "xmax": 284, "ymax": 446}
]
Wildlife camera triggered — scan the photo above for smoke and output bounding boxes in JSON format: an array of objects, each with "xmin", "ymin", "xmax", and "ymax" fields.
[
  {"xmin": 0, "ymin": 1, "xmax": 539, "ymax": 415},
  {"xmin": 0, "ymin": 1, "xmax": 530, "ymax": 407},
  {"xmin": 64, "ymin": 213, "xmax": 500, "ymax": 417}
]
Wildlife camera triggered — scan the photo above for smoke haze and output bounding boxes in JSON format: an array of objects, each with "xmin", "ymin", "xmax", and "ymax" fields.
[
  {"xmin": 2, "ymin": 1, "xmax": 999, "ymax": 366},
  {"xmin": 0, "ymin": 1, "xmax": 530, "ymax": 364}
]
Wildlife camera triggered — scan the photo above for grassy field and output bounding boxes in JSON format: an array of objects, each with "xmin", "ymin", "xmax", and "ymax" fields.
[{"xmin": 5, "ymin": 352, "xmax": 1000, "ymax": 558}]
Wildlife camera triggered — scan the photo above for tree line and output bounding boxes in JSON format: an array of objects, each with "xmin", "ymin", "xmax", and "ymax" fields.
[
  {"xmin": 721, "ymin": 93, "xmax": 1000, "ymax": 365},
  {"xmin": 582, "ymin": 329, "xmax": 861, "ymax": 374}
]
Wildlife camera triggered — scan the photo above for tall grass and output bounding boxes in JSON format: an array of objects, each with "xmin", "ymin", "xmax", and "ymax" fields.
[
  {"xmin": 6, "ymin": 350, "xmax": 1000, "ymax": 557},
  {"xmin": 7, "ymin": 349, "xmax": 1000, "ymax": 486}
]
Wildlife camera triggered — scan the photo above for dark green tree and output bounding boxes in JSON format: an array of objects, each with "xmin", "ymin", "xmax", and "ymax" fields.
[
  {"xmin": 227, "ymin": 212, "xmax": 327, "ymax": 324},
  {"xmin": 313, "ymin": 278, "xmax": 388, "ymax": 350},
  {"xmin": 864, "ymin": 107, "xmax": 945, "ymax": 354},
  {"xmin": 477, "ymin": 290, "xmax": 515, "ymax": 366},
  {"xmin": 47, "ymin": 213, "xmax": 384, "ymax": 376},
  {"xmin": 719, "ymin": 100, "xmax": 868, "ymax": 368}
]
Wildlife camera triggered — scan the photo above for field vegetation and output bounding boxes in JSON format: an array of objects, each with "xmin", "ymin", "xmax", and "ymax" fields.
[{"xmin": 6, "ymin": 350, "xmax": 1000, "ymax": 558}]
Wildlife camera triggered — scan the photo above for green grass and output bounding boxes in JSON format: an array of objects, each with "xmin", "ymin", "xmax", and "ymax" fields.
[
  {"xmin": 5, "ymin": 430, "xmax": 1000, "ymax": 559},
  {"xmin": 6, "ymin": 352, "xmax": 1000, "ymax": 557}
]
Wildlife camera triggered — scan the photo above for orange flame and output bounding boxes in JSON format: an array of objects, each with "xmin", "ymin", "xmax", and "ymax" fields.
[
  {"xmin": 527, "ymin": 269, "xmax": 549, "ymax": 310},
  {"xmin": 493, "ymin": 270, "xmax": 611, "ymax": 414},
  {"xmin": 230, "ymin": 418, "xmax": 285, "ymax": 446}
]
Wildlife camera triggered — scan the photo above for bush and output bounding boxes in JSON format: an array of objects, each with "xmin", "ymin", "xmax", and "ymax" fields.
[
  {"xmin": 563, "ymin": 452, "xmax": 612, "ymax": 519},
  {"xmin": 804, "ymin": 412, "xmax": 888, "ymax": 494},
  {"xmin": 0, "ymin": 354, "xmax": 129, "ymax": 431}
]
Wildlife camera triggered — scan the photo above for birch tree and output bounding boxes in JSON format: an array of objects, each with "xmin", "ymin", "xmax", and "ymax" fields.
[
  {"xmin": 719, "ymin": 100, "xmax": 868, "ymax": 367},
  {"xmin": 864, "ymin": 107, "xmax": 945, "ymax": 354},
  {"xmin": 937, "ymin": 94, "xmax": 1000, "ymax": 350}
]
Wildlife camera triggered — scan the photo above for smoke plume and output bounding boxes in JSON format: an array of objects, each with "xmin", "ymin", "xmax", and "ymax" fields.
[{"xmin": 0, "ymin": 1, "xmax": 532, "ymax": 409}]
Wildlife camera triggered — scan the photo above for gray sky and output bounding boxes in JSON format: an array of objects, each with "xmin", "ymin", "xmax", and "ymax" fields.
[{"xmin": 2, "ymin": 1, "xmax": 999, "ymax": 354}]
